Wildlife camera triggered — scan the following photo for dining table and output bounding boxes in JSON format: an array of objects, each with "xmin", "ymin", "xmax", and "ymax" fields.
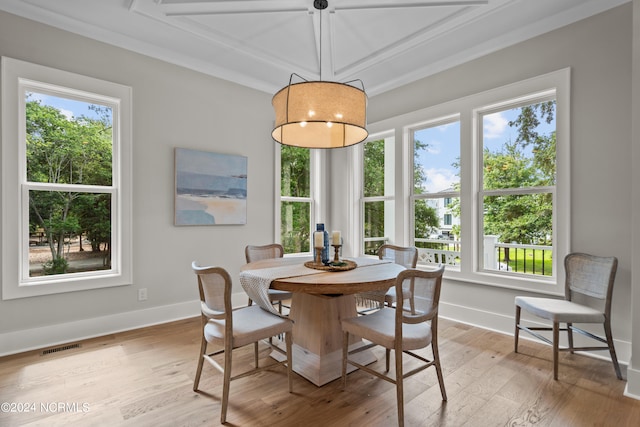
[{"xmin": 240, "ymin": 256, "xmax": 405, "ymax": 386}]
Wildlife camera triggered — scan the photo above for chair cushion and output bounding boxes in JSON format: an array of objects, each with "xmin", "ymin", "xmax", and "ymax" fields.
[
  {"xmin": 205, "ymin": 305, "xmax": 293, "ymax": 348},
  {"xmin": 341, "ymin": 308, "xmax": 432, "ymax": 350},
  {"xmin": 515, "ymin": 296, "xmax": 605, "ymax": 323}
]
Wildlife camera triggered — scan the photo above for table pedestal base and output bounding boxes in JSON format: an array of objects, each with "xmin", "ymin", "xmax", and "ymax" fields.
[{"xmin": 287, "ymin": 292, "xmax": 376, "ymax": 386}]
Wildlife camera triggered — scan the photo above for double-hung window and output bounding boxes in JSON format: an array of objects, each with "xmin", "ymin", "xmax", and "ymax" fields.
[
  {"xmin": 361, "ymin": 69, "xmax": 569, "ymax": 293},
  {"xmin": 361, "ymin": 134, "xmax": 395, "ymax": 255},
  {"xmin": 411, "ymin": 118, "xmax": 461, "ymax": 267},
  {"xmin": 276, "ymin": 144, "xmax": 322, "ymax": 255},
  {"xmin": 2, "ymin": 57, "xmax": 132, "ymax": 299}
]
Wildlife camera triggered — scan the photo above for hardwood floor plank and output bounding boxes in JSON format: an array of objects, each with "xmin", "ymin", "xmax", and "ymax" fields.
[{"xmin": 1, "ymin": 316, "xmax": 638, "ymax": 426}]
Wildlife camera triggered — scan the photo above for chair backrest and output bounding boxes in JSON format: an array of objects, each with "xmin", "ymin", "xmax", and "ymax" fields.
[
  {"xmin": 378, "ymin": 244, "xmax": 418, "ymax": 268},
  {"xmin": 395, "ymin": 266, "xmax": 444, "ymax": 327},
  {"xmin": 192, "ymin": 262, "xmax": 233, "ymax": 323},
  {"xmin": 564, "ymin": 253, "xmax": 617, "ymax": 311},
  {"xmin": 245, "ymin": 243, "xmax": 285, "ymax": 263}
]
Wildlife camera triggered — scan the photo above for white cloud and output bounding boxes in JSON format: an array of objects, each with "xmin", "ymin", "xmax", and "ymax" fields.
[
  {"xmin": 483, "ymin": 112, "xmax": 508, "ymax": 139},
  {"xmin": 425, "ymin": 168, "xmax": 457, "ymax": 193}
]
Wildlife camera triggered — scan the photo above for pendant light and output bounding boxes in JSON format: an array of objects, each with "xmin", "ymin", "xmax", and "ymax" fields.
[{"xmin": 271, "ymin": 0, "xmax": 368, "ymax": 149}]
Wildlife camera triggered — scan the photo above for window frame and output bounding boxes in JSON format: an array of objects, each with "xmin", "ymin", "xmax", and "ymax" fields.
[
  {"xmin": 360, "ymin": 68, "xmax": 570, "ymax": 294},
  {"xmin": 360, "ymin": 132, "xmax": 396, "ymax": 255},
  {"xmin": 275, "ymin": 143, "xmax": 324, "ymax": 256},
  {"xmin": 1, "ymin": 57, "xmax": 133, "ymax": 300}
]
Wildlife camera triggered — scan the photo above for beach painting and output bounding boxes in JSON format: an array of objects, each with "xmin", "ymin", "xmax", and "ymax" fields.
[{"xmin": 175, "ymin": 148, "xmax": 247, "ymax": 225}]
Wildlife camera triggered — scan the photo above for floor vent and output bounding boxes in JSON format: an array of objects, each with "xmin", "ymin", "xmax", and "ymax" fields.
[{"xmin": 41, "ymin": 343, "xmax": 81, "ymax": 355}]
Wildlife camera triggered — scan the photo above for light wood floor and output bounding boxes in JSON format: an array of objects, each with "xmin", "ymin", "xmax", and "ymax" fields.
[{"xmin": 1, "ymin": 316, "xmax": 639, "ymax": 426}]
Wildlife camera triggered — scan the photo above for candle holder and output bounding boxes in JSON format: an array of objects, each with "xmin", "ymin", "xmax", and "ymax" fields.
[
  {"xmin": 314, "ymin": 246, "xmax": 324, "ymax": 265},
  {"xmin": 332, "ymin": 244, "xmax": 342, "ymax": 263}
]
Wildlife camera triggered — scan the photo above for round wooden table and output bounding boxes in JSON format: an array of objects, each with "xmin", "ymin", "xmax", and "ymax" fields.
[{"xmin": 241, "ymin": 256, "xmax": 405, "ymax": 386}]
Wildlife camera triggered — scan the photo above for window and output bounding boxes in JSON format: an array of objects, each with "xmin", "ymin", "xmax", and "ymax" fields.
[
  {"xmin": 360, "ymin": 68, "xmax": 570, "ymax": 293},
  {"xmin": 362, "ymin": 135, "xmax": 395, "ymax": 255},
  {"xmin": 412, "ymin": 119, "xmax": 461, "ymax": 267},
  {"xmin": 479, "ymin": 97, "xmax": 556, "ymax": 277},
  {"xmin": 276, "ymin": 145, "xmax": 324, "ymax": 255},
  {"xmin": 2, "ymin": 57, "xmax": 132, "ymax": 299}
]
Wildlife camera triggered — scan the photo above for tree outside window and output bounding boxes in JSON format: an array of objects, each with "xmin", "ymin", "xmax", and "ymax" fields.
[
  {"xmin": 280, "ymin": 145, "xmax": 311, "ymax": 253},
  {"xmin": 26, "ymin": 92, "xmax": 113, "ymax": 276}
]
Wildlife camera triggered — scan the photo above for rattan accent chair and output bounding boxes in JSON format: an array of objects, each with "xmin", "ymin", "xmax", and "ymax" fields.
[
  {"xmin": 357, "ymin": 244, "xmax": 418, "ymax": 314},
  {"xmin": 342, "ymin": 266, "xmax": 447, "ymax": 427},
  {"xmin": 244, "ymin": 243, "xmax": 293, "ymax": 313},
  {"xmin": 191, "ymin": 262, "xmax": 293, "ymax": 424},
  {"xmin": 515, "ymin": 252, "xmax": 622, "ymax": 380}
]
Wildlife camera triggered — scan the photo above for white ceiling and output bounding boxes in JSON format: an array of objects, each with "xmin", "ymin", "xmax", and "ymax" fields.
[{"xmin": 0, "ymin": 0, "xmax": 629, "ymax": 96}]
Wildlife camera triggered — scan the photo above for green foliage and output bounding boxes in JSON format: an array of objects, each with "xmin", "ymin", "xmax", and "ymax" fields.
[
  {"xmin": 483, "ymin": 101, "xmax": 556, "ymax": 246},
  {"xmin": 26, "ymin": 97, "xmax": 113, "ymax": 272},
  {"xmin": 280, "ymin": 146, "xmax": 311, "ymax": 253},
  {"xmin": 42, "ymin": 257, "xmax": 69, "ymax": 275}
]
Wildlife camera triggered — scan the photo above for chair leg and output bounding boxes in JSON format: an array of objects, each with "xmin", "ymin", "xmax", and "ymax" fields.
[
  {"xmin": 395, "ymin": 346, "xmax": 404, "ymax": 427},
  {"xmin": 285, "ymin": 331, "xmax": 294, "ymax": 392},
  {"xmin": 247, "ymin": 297, "xmax": 253, "ymax": 307},
  {"xmin": 514, "ymin": 305, "xmax": 521, "ymax": 353},
  {"xmin": 553, "ymin": 322, "xmax": 559, "ymax": 380},
  {"xmin": 385, "ymin": 348, "xmax": 391, "ymax": 372},
  {"xmin": 604, "ymin": 319, "xmax": 623, "ymax": 380},
  {"xmin": 341, "ymin": 331, "xmax": 349, "ymax": 390},
  {"xmin": 193, "ymin": 336, "xmax": 207, "ymax": 391},
  {"xmin": 432, "ymin": 335, "xmax": 447, "ymax": 401},
  {"xmin": 567, "ymin": 322, "xmax": 574, "ymax": 354},
  {"xmin": 221, "ymin": 343, "xmax": 233, "ymax": 424},
  {"xmin": 254, "ymin": 342, "xmax": 259, "ymax": 368}
]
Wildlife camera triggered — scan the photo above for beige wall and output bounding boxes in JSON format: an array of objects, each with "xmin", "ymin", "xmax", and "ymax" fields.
[{"xmin": 0, "ymin": 3, "xmax": 637, "ymax": 395}]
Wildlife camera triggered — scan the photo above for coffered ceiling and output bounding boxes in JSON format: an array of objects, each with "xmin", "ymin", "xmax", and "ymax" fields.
[{"xmin": 0, "ymin": 0, "xmax": 629, "ymax": 96}]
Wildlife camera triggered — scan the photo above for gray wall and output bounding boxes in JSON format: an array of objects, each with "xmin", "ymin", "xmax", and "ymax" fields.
[
  {"xmin": 0, "ymin": 10, "xmax": 276, "ymax": 346},
  {"xmin": 360, "ymin": 3, "xmax": 634, "ymax": 368}
]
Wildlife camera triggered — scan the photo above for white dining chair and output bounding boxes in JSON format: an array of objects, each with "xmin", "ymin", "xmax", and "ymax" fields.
[
  {"xmin": 192, "ymin": 262, "xmax": 294, "ymax": 424},
  {"xmin": 245, "ymin": 243, "xmax": 293, "ymax": 313},
  {"xmin": 515, "ymin": 252, "xmax": 622, "ymax": 380},
  {"xmin": 342, "ymin": 266, "xmax": 447, "ymax": 427}
]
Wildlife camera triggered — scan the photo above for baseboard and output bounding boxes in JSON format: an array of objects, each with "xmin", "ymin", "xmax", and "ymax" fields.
[
  {"xmin": 1, "ymin": 294, "xmax": 632, "ymax": 369},
  {"xmin": 625, "ymin": 365, "xmax": 640, "ymax": 399},
  {"xmin": 0, "ymin": 292, "xmax": 251, "ymax": 357}
]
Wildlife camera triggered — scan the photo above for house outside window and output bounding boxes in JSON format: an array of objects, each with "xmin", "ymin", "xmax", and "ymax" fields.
[
  {"xmin": 412, "ymin": 118, "xmax": 461, "ymax": 267},
  {"xmin": 358, "ymin": 68, "xmax": 570, "ymax": 293}
]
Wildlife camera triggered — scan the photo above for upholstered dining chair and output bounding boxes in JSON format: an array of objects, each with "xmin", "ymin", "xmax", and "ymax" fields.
[
  {"xmin": 342, "ymin": 266, "xmax": 447, "ymax": 427},
  {"xmin": 357, "ymin": 244, "xmax": 418, "ymax": 314},
  {"xmin": 515, "ymin": 252, "xmax": 622, "ymax": 380},
  {"xmin": 191, "ymin": 262, "xmax": 294, "ymax": 424},
  {"xmin": 245, "ymin": 243, "xmax": 293, "ymax": 313}
]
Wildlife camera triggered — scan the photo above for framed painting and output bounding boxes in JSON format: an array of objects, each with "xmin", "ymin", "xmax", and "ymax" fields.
[{"xmin": 174, "ymin": 148, "xmax": 247, "ymax": 225}]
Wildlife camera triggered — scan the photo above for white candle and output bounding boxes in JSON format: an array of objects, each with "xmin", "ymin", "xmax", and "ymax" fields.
[
  {"xmin": 314, "ymin": 231, "xmax": 324, "ymax": 248},
  {"xmin": 332, "ymin": 230, "xmax": 341, "ymax": 245}
]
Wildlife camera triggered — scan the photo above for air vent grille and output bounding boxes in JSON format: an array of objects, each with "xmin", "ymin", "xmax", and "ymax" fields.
[{"xmin": 41, "ymin": 343, "xmax": 81, "ymax": 355}]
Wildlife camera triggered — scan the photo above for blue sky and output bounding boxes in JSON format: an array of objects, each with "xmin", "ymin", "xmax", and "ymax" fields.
[
  {"xmin": 26, "ymin": 91, "xmax": 109, "ymax": 122},
  {"xmin": 415, "ymin": 107, "xmax": 555, "ymax": 193}
]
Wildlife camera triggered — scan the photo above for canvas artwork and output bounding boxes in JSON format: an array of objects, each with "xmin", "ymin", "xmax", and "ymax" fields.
[{"xmin": 175, "ymin": 148, "xmax": 247, "ymax": 225}]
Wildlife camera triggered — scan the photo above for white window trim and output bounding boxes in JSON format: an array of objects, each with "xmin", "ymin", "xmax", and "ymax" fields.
[
  {"xmin": 362, "ymin": 68, "xmax": 570, "ymax": 295},
  {"xmin": 358, "ymin": 132, "xmax": 397, "ymax": 255},
  {"xmin": 1, "ymin": 57, "xmax": 133, "ymax": 300},
  {"xmin": 274, "ymin": 144, "xmax": 324, "ymax": 255}
]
